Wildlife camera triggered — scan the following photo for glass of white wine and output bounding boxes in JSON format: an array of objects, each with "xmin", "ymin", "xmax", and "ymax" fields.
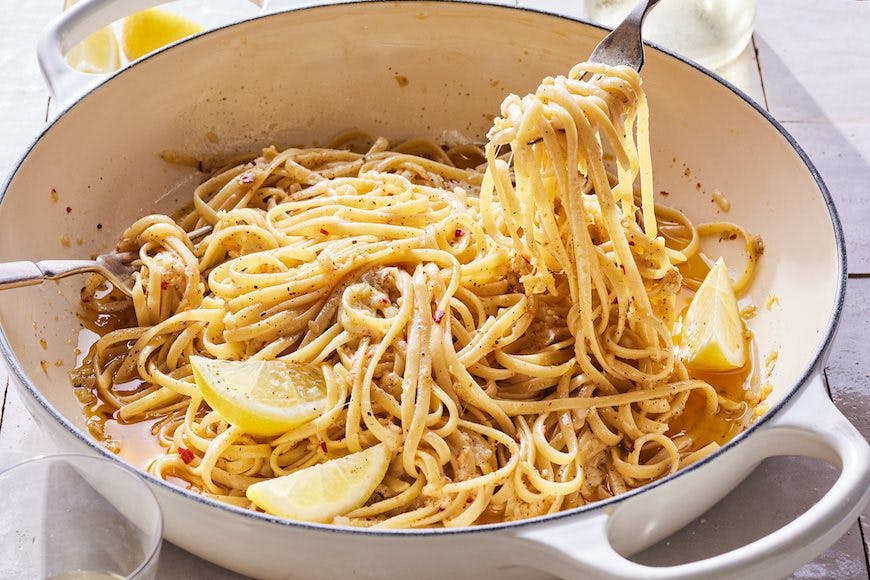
[
  {"xmin": 584, "ymin": 0, "xmax": 757, "ymax": 70},
  {"xmin": 0, "ymin": 454, "xmax": 162, "ymax": 579}
]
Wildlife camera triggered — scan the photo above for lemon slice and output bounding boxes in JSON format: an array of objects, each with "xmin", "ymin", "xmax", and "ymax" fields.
[
  {"xmin": 680, "ymin": 257, "xmax": 746, "ymax": 371},
  {"xmin": 246, "ymin": 444, "xmax": 392, "ymax": 522},
  {"xmin": 120, "ymin": 8, "xmax": 203, "ymax": 62},
  {"xmin": 190, "ymin": 356, "xmax": 327, "ymax": 436}
]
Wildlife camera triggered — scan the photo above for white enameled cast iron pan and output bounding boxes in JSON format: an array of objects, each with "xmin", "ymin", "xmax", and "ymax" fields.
[{"xmin": 0, "ymin": 1, "xmax": 867, "ymax": 578}]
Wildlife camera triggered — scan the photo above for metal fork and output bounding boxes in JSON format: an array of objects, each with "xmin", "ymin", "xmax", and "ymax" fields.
[
  {"xmin": 507, "ymin": 0, "xmax": 660, "ymax": 151},
  {"xmin": 0, "ymin": 225, "xmax": 212, "ymax": 297},
  {"xmin": 582, "ymin": 0, "xmax": 662, "ymax": 77}
]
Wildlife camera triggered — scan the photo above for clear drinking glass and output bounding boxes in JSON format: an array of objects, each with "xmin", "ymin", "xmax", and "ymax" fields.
[
  {"xmin": 584, "ymin": 0, "xmax": 758, "ymax": 70},
  {"xmin": 0, "ymin": 454, "xmax": 162, "ymax": 580}
]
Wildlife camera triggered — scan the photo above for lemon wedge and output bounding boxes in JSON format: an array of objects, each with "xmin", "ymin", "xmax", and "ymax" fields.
[
  {"xmin": 246, "ymin": 444, "xmax": 392, "ymax": 522},
  {"xmin": 64, "ymin": 0, "xmax": 120, "ymax": 74},
  {"xmin": 190, "ymin": 356, "xmax": 327, "ymax": 437},
  {"xmin": 120, "ymin": 8, "xmax": 203, "ymax": 62},
  {"xmin": 66, "ymin": 28, "xmax": 120, "ymax": 73},
  {"xmin": 680, "ymin": 257, "xmax": 746, "ymax": 371}
]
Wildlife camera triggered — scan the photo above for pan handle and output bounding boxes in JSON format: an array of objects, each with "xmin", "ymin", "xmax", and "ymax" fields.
[
  {"xmin": 509, "ymin": 372, "xmax": 870, "ymax": 579},
  {"xmin": 37, "ymin": 0, "xmax": 266, "ymax": 111},
  {"xmin": 38, "ymin": 0, "xmax": 166, "ymax": 110}
]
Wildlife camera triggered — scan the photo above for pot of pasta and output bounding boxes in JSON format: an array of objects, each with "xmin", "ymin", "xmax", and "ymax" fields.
[{"xmin": 0, "ymin": 1, "xmax": 867, "ymax": 578}]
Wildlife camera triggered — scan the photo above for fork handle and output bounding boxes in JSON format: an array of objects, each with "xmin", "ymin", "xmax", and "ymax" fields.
[{"xmin": 0, "ymin": 260, "xmax": 99, "ymax": 291}]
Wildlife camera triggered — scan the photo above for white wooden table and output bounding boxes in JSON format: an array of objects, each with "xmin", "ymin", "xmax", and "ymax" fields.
[{"xmin": 0, "ymin": 1, "xmax": 868, "ymax": 578}]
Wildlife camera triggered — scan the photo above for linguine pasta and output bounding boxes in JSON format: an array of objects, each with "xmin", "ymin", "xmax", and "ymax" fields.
[{"xmin": 72, "ymin": 63, "xmax": 763, "ymax": 527}]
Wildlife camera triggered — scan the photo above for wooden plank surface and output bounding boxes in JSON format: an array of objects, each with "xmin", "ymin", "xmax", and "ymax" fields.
[
  {"xmin": 0, "ymin": 1, "xmax": 64, "ymax": 430},
  {"xmin": 0, "ymin": 1, "xmax": 867, "ymax": 578},
  {"xmin": 754, "ymin": 0, "xmax": 870, "ymax": 572},
  {"xmin": 827, "ymin": 278, "xmax": 870, "ymax": 567},
  {"xmin": 0, "ymin": 2, "xmax": 55, "ymax": 173},
  {"xmin": 755, "ymin": 0, "xmax": 870, "ymax": 274}
]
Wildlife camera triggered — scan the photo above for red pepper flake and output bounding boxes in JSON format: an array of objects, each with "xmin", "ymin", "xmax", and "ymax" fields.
[
  {"xmin": 628, "ymin": 240, "xmax": 635, "ymax": 246},
  {"xmin": 178, "ymin": 447, "xmax": 194, "ymax": 464},
  {"xmin": 160, "ymin": 280, "xmax": 169, "ymax": 290},
  {"xmin": 320, "ymin": 228, "xmax": 329, "ymax": 235},
  {"xmin": 379, "ymin": 297, "xmax": 389, "ymax": 305},
  {"xmin": 65, "ymin": 206, "xmax": 72, "ymax": 213},
  {"xmin": 729, "ymin": 233, "xmax": 738, "ymax": 240},
  {"xmin": 454, "ymin": 228, "xmax": 465, "ymax": 238},
  {"xmin": 466, "ymin": 497, "xmax": 474, "ymax": 503},
  {"xmin": 320, "ymin": 441, "xmax": 327, "ymax": 453},
  {"xmin": 433, "ymin": 309, "xmax": 445, "ymax": 323}
]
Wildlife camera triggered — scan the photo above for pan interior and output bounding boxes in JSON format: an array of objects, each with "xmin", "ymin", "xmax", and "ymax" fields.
[{"xmin": 0, "ymin": 0, "xmax": 841, "ymax": 519}]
